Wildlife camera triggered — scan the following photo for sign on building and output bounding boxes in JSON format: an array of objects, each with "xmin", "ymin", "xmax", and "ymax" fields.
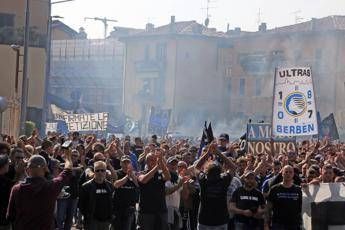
[
  {"xmin": 302, "ymin": 183, "xmax": 345, "ymax": 230},
  {"xmin": 247, "ymin": 123, "xmax": 296, "ymax": 155},
  {"xmin": 272, "ymin": 67, "xmax": 318, "ymax": 136},
  {"xmin": 65, "ymin": 112, "xmax": 109, "ymax": 132},
  {"xmin": 45, "ymin": 122, "xmax": 57, "ymax": 134}
]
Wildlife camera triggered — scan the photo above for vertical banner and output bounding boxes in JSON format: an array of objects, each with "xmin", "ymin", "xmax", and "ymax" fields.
[
  {"xmin": 45, "ymin": 122, "xmax": 57, "ymax": 134},
  {"xmin": 148, "ymin": 107, "xmax": 171, "ymax": 135},
  {"xmin": 320, "ymin": 113, "xmax": 339, "ymax": 140},
  {"xmin": 272, "ymin": 67, "xmax": 318, "ymax": 136}
]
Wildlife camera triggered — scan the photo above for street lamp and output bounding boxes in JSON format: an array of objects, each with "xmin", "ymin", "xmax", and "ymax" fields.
[
  {"xmin": 10, "ymin": 44, "xmax": 22, "ymax": 94},
  {"xmin": 20, "ymin": 0, "xmax": 75, "ymax": 135},
  {"xmin": 41, "ymin": 0, "xmax": 74, "ymax": 135},
  {"xmin": 19, "ymin": 0, "xmax": 31, "ymax": 135}
]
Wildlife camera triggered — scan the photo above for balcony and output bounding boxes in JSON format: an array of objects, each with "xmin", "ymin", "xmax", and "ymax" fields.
[
  {"xmin": 134, "ymin": 59, "xmax": 165, "ymax": 77},
  {"xmin": 0, "ymin": 26, "xmax": 47, "ymax": 48}
]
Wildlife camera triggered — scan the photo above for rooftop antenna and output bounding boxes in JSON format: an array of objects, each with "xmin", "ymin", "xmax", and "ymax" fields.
[
  {"xmin": 257, "ymin": 8, "xmax": 262, "ymax": 26},
  {"xmin": 201, "ymin": 0, "xmax": 217, "ymax": 27},
  {"xmin": 84, "ymin": 17, "xmax": 118, "ymax": 38},
  {"xmin": 291, "ymin": 10, "xmax": 303, "ymax": 24}
]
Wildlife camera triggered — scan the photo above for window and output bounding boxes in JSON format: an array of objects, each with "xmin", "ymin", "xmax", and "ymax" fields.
[
  {"xmin": 156, "ymin": 43, "xmax": 167, "ymax": 60},
  {"xmin": 144, "ymin": 45, "xmax": 150, "ymax": 60},
  {"xmin": 255, "ymin": 79, "xmax": 261, "ymax": 96},
  {"xmin": 239, "ymin": 79, "xmax": 245, "ymax": 96},
  {"xmin": 238, "ymin": 53, "xmax": 267, "ymax": 75},
  {"xmin": 0, "ymin": 13, "xmax": 14, "ymax": 28},
  {"xmin": 225, "ymin": 67, "xmax": 231, "ymax": 77},
  {"xmin": 226, "ymin": 79, "xmax": 232, "ymax": 95}
]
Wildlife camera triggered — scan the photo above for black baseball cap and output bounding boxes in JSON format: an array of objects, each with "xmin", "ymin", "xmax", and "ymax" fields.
[{"xmin": 219, "ymin": 133, "xmax": 229, "ymax": 141}]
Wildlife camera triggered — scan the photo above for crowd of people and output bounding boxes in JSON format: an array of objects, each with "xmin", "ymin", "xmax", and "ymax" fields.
[{"xmin": 0, "ymin": 129, "xmax": 344, "ymax": 230}]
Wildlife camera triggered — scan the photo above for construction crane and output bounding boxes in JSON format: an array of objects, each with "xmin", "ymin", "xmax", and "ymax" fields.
[{"xmin": 84, "ymin": 17, "xmax": 118, "ymax": 38}]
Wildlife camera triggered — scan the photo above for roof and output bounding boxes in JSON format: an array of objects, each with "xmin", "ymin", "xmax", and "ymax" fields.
[
  {"xmin": 125, "ymin": 20, "xmax": 228, "ymax": 39},
  {"xmin": 109, "ymin": 26, "xmax": 144, "ymax": 38},
  {"xmin": 52, "ymin": 20, "xmax": 79, "ymax": 38},
  {"xmin": 269, "ymin": 15, "xmax": 345, "ymax": 33}
]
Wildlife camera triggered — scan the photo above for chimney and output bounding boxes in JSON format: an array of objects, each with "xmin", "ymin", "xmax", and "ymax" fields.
[
  {"xmin": 311, "ymin": 18, "xmax": 317, "ymax": 31},
  {"xmin": 227, "ymin": 23, "xmax": 230, "ymax": 32},
  {"xmin": 146, "ymin": 23, "xmax": 154, "ymax": 32},
  {"xmin": 234, "ymin": 27, "xmax": 241, "ymax": 33},
  {"xmin": 171, "ymin": 15, "xmax": 175, "ymax": 24},
  {"xmin": 258, "ymin": 22, "xmax": 267, "ymax": 32}
]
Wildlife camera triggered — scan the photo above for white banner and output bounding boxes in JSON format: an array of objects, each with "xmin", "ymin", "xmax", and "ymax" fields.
[
  {"xmin": 65, "ymin": 112, "xmax": 109, "ymax": 132},
  {"xmin": 272, "ymin": 67, "xmax": 318, "ymax": 136},
  {"xmin": 45, "ymin": 122, "xmax": 57, "ymax": 134},
  {"xmin": 51, "ymin": 104, "xmax": 70, "ymax": 121},
  {"xmin": 302, "ymin": 183, "xmax": 345, "ymax": 230}
]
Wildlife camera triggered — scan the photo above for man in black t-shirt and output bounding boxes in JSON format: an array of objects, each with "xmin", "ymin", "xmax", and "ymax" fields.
[
  {"xmin": 113, "ymin": 155, "xmax": 139, "ymax": 230},
  {"xmin": 230, "ymin": 171, "xmax": 265, "ymax": 230},
  {"xmin": 79, "ymin": 161, "xmax": 114, "ymax": 230},
  {"xmin": 138, "ymin": 150, "xmax": 171, "ymax": 230},
  {"xmin": 194, "ymin": 142, "xmax": 236, "ymax": 230},
  {"xmin": 266, "ymin": 165, "xmax": 302, "ymax": 230}
]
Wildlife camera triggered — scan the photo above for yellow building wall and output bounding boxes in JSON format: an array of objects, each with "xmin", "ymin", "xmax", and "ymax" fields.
[
  {"xmin": 0, "ymin": 0, "xmax": 49, "ymax": 34},
  {"xmin": 0, "ymin": 45, "xmax": 46, "ymax": 136},
  {"xmin": 52, "ymin": 28, "xmax": 74, "ymax": 40}
]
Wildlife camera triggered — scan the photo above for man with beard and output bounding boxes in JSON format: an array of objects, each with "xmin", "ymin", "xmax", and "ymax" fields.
[{"xmin": 230, "ymin": 171, "xmax": 265, "ymax": 230}]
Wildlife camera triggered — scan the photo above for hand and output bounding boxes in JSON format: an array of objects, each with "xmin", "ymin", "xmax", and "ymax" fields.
[
  {"xmin": 208, "ymin": 141, "xmax": 218, "ymax": 154},
  {"xmin": 253, "ymin": 212, "xmax": 263, "ymax": 219},
  {"xmin": 242, "ymin": 209, "xmax": 253, "ymax": 217},
  {"xmin": 64, "ymin": 149, "xmax": 73, "ymax": 169},
  {"xmin": 127, "ymin": 165, "xmax": 134, "ymax": 177}
]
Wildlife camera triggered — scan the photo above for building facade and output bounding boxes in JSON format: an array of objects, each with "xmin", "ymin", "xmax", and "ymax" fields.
[
  {"xmin": 222, "ymin": 16, "xmax": 345, "ymax": 132},
  {"xmin": 0, "ymin": 0, "xmax": 48, "ymax": 136},
  {"xmin": 121, "ymin": 17, "xmax": 230, "ymax": 135},
  {"xmin": 49, "ymin": 38, "xmax": 125, "ymax": 128}
]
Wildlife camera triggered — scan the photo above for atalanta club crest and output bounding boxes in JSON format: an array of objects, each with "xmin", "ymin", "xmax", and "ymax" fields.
[{"xmin": 283, "ymin": 92, "xmax": 307, "ymax": 117}]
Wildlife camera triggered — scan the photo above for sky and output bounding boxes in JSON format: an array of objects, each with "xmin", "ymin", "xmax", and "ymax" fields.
[{"xmin": 52, "ymin": 0, "xmax": 345, "ymax": 39}]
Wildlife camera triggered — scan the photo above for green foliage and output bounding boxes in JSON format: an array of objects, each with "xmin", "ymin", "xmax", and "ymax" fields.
[{"xmin": 25, "ymin": 121, "xmax": 36, "ymax": 136}]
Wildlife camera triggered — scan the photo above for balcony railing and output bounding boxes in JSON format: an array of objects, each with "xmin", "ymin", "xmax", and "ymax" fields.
[
  {"xmin": 135, "ymin": 59, "xmax": 165, "ymax": 73},
  {"xmin": 0, "ymin": 26, "xmax": 47, "ymax": 48}
]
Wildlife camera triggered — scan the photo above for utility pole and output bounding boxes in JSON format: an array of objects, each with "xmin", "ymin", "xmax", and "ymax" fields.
[
  {"xmin": 257, "ymin": 8, "xmax": 262, "ymax": 26},
  {"xmin": 20, "ymin": 0, "xmax": 30, "ymax": 135},
  {"xmin": 201, "ymin": 0, "xmax": 216, "ymax": 27},
  {"xmin": 41, "ymin": 0, "xmax": 73, "ymax": 136},
  {"xmin": 84, "ymin": 17, "xmax": 117, "ymax": 38}
]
